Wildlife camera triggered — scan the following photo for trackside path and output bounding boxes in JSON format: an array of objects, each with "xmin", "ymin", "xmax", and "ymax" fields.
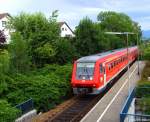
[{"xmin": 80, "ymin": 61, "xmax": 145, "ymax": 122}]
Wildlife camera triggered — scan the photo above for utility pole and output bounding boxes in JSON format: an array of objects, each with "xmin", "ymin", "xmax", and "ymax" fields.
[{"xmin": 137, "ymin": 34, "xmax": 140, "ymax": 75}]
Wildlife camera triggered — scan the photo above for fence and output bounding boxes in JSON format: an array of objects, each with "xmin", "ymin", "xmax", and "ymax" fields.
[
  {"xmin": 15, "ymin": 98, "xmax": 34, "ymax": 115},
  {"xmin": 120, "ymin": 87, "xmax": 150, "ymax": 122}
]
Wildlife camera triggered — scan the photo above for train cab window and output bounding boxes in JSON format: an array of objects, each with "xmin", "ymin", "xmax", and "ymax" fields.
[{"xmin": 76, "ymin": 63, "xmax": 95, "ymax": 80}]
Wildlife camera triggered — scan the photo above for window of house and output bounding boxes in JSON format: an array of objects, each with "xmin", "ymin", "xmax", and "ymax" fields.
[
  {"xmin": 66, "ymin": 34, "xmax": 71, "ymax": 37},
  {"xmin": 2, "ymin": 21, "xmax": 6, "ymax": 27},
  {"xmin": 65, "ymin": 28, "xmax": 67, "ymax": 31},
  {"xmin": 62, "ymin": 28, "xmax": 64, "ymax": 31}
]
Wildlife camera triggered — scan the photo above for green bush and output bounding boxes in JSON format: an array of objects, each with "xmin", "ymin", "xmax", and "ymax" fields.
[
  {"xmin": 136, "ymin": 84, "xmax": 150, "ymax": 98},
  {"xmin": 136, "ymin": 61, "xmax": 150, "ymax": 114},
  {"xmin": 54, "ymin": 38, "xmax": 79, "ymax": 64},
  {"xmin": 0, "ymin": 50, "xmax": 10, "ymax": 96},
  {"xmin": 0, "ymin": 50, "xmax": 10, "ymax": 74},
  {"xmin": 138, "ymin": 98, "xmax": 150, "ymax": 115},
  {"xmin": 0, "ymin": 100, "xmax": 20, "ymax": 122},
  {"xmin": 8, "ymin": 32, "xmax": 30, "ymax": 73},
  {"xmin": 143, "ymin": 45, "xmax": 150, "ymax": 60},
  {"xmin": 136, "ymin": 62, "xmax": 150, "ymax": 98},
  {"xmin": 140, "ymin": 61, "xmax": 150, "ymax": 80},
  {"xmin": 5, "ymin": 64, "xmax": 73, "ymax": 112}
]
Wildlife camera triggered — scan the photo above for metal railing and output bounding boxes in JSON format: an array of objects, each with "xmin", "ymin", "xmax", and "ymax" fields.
[
  {"xmin": 120, "ymin": 87, "xmax": 150, "ymax": 122},
  {"xmin": 15, "ymin": 98, "xmax": 34, "ymax": 115}
]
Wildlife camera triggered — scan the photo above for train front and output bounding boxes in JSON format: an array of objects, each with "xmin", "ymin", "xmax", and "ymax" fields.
[{"xmin": 71, "ymin": 57, "xmax": 100, "ymax": 94}]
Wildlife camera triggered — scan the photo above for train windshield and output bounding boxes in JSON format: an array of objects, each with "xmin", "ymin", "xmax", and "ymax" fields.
[{"xmin": 76, "ymin": 63, "xmax": 95, "ymax": 80}]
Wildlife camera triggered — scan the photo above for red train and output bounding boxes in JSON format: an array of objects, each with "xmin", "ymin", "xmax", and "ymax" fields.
[{"xmin": 71, "ymin": 46, "xmax": 138, "ymax": 94}]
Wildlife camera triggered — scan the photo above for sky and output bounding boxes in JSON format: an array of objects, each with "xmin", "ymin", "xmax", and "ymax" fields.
[{"xmin": 0, "ymin": 0, "xmax": 150, "ymax": 31}]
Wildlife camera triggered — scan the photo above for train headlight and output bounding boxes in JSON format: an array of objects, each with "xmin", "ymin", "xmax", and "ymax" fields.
[
  {"xmin": 90, "ymin": 76, "xmax": 93, "ymax": 80},
  {"xmin": 100, "ymin": 77, "xmax": 103, "ymax": 82}
]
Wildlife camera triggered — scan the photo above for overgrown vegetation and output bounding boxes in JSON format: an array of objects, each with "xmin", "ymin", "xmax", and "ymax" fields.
[
  {"xmin": 4, "ymin": 64, "xmax": 72, "ymax": 112},
  {"xmin": 0, "ymin": 11, "xmax": 142, "ymax": 121},
  {"xmin": 136, "ymin": 60, "xmax": 150, "ymax": 115},
  {"xmin": 0, "ymin": 100, "xmax": 20, "ymax": 122}
]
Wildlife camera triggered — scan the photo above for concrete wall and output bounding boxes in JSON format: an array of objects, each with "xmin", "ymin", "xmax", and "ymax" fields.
[{"xmin": 15, "ymin": 109, "xmax": 37, "ymax": 122}]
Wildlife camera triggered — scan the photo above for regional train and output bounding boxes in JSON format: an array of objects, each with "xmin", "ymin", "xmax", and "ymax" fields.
[{"xmin": 71, "ymin": 46, "xmax": 138, "ymax": 94}]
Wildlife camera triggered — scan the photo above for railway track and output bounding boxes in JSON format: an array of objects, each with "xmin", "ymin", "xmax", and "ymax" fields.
[
  {"xmin": 34, "ymin": 61, "xmax": 135, "ymax": 122},
  {"xmin": 50, "ymin": 95, "xmax": 103, "ymax": 122}
]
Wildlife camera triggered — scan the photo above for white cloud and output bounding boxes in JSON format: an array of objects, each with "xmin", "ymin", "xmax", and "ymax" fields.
[{"xmin": 0, "ymin": 0, "xmax": 32, "ymax": 14}]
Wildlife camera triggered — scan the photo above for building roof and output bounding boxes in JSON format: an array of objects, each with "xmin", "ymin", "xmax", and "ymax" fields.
[
  {"xmin": 0, "ymin": 13, "xmax": 11, "ymax": 19},
  {"xmin": 58, "ymin": 21, "xmax": 74, "ymax": 34}
]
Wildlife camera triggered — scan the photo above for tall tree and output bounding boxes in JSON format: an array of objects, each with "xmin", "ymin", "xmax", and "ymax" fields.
[
  {"xmin": 97, "ymin": 11, "xmax": 142, "ymax": 47},
  {"xmin": 75, "ymin": 17, "xmax": 101, "ymax": 56},
  {"xmin": 8, "ymin": 32, "xmax": 30, "ymax": 72},
  {"xmin": 9, "ymin": 12, "xmax": 60, "ymax": 67}
]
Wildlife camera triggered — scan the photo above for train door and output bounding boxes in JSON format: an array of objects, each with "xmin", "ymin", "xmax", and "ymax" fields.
[
  {"xmin": 100, "ymin": 63, "xmax": 106, "ymax": 86},
  {"xmin": 103, "ymin": 63, "xmax": 106, "ymax": 85}
]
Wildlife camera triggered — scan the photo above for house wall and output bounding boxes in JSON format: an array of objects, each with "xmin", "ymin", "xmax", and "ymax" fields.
[
  {"xmin": 60, "ymin": 24, "xmax": 75, "ymax": 37},
  {"xmin": 0, "ymin": 16, "xmax": 11, "ymax": 44}
]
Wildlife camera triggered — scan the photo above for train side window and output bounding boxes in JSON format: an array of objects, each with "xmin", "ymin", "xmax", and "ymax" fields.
[
  {"xmin": 111, "ymin": 63, "xmax": 113, "ymax": 69},
  {"xmin": 116, "ymin": 60, "xmax": 118, "ymax": 65},
  {"xmin": 108, "ymin": 64, "xmax": 111, "ymax": 70},
  {"xmin": 100, "ymin": 64, "xmax": 103, "ymax": 73}
]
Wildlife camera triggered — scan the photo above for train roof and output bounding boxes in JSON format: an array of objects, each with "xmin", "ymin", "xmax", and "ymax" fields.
[{"xmin": 77, "ymin": 46, "xmax": 137, "ymax": 63}]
